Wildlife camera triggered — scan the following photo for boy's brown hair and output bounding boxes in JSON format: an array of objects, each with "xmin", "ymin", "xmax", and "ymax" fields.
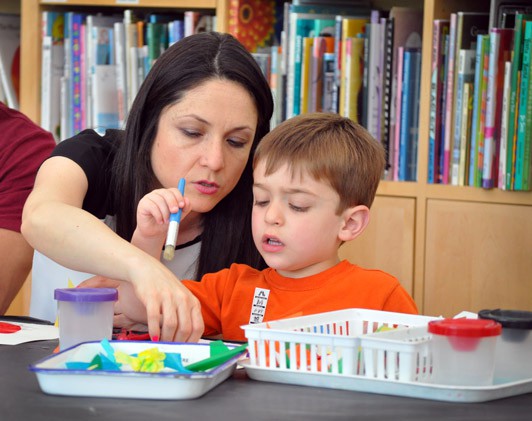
[{"xmin": 253, "ymin": 112, "xmax": 385, "ymax": 212}]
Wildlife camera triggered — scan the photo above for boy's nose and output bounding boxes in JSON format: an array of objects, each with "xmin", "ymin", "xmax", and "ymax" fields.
[{"xmin": 264, "ymin": 202, "xmax": 283, "ymax": 226}]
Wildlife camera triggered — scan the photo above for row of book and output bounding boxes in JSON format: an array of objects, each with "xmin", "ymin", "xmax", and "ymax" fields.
[
  {"xmin": 428, "ymin": 6, "xmax": 532, "ymax": 191},
  {"xmin": 265, "ymin": 3, "xmax": 423, "ymax": 182},
  {"xmin": 40, "ymin": 9, "xmax": 216, "ymax": 141}
]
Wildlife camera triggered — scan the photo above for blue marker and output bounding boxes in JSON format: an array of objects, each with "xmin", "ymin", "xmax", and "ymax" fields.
[{"xmin": 163, "ymin": 178, "xmax": 186, "ymax": 261}]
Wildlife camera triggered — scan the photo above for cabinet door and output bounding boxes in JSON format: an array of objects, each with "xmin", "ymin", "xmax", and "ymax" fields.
[
  {"xmin": 424, "ymin": 200, "xmax": 532, "ymax": 317},
  {"xmin": 339, "ymin": 196, "xmax": 415, "ymax": 294}
]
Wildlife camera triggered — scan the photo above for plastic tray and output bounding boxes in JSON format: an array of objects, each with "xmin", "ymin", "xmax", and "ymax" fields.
[
  {"xmin": 241, "ymin": 360, "xmax": 532, "ymax": 403},
  {"xmin": 29, "ymin": 341, "xmax": 245, "ymax": 400},
  {"xmin": 241, "ymin": 308, "xmax": 440, "ymax": 376}
]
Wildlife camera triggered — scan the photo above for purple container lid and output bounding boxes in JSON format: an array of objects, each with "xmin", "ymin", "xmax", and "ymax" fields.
[{"xmin": 54, "ymin": 288, "xmax": 118, "ymax": 302}]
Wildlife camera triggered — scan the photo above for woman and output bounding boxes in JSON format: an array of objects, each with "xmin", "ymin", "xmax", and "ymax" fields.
[{"xmin": 22, "ymin": 32, "xmax": 274, "ymax": 342}]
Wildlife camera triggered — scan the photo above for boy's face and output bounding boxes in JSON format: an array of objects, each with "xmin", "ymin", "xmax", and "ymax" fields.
[{"xmin": 252, "ymin": 162, "xmax": 345, "ymax": 278}]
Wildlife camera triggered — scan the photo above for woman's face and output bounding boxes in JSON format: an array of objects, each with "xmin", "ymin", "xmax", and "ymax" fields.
[{"xmin": 151, "ymin": 78, "xmax": 258, "ymax": 215}]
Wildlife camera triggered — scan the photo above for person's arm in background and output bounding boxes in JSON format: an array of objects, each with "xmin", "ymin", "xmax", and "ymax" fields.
[
  {"xmin": 0, "ymin": 105, "xmax": 56, "ymax": 314},
  {"xmin": 0, "ymin": 229, "xmax": 34, "ymax": 314}
]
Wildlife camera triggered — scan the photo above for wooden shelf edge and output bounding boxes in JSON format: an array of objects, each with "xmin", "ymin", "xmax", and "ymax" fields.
[{"xmin": 38, "ymin": 0, "xmax": 217, "ymax": 8}]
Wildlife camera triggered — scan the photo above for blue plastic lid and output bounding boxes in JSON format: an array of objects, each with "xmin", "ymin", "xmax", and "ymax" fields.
[{"xmin": 54, "ymin": 288, "xmax": 118, "ymax": 302}]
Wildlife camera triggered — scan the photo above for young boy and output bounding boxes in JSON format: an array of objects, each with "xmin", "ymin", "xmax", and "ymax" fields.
[{"xmin": 182, "ymin": 112, "xmax": 417, "ymax": 341}]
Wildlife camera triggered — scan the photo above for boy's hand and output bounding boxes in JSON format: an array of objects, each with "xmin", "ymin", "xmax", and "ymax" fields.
[{"xmin": 135, "ymin": 187, "xmax": 191, "ymax": 241}]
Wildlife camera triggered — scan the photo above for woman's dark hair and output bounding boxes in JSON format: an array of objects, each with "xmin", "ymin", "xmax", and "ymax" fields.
[{"xmin": 112, "ymin": 32, "xmax": 273, "ymax": 278}]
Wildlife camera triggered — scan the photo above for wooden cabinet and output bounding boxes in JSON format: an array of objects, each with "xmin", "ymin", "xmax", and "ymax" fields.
[
  {"xmin": 339, "ymin": 196, "xmax": 415, "ymax": 295},
  {"xmin": 13, "ymin": 0, "xmax": 532, "ymax": 317}
]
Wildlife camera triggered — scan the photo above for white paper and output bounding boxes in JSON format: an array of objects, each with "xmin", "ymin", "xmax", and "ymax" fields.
[{"xmin": 0, "ymin": 321, "xmax": 58, "ymax": 345}]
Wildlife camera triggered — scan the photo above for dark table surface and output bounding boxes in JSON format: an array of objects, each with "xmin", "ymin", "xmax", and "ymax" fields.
[{"xmin": 1, "ymin": 340, "xmax": 532, "ymax": 421}]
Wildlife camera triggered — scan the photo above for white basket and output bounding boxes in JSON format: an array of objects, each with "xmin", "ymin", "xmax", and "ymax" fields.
[
  {"xmin": 241, "ymin": 308, "xmax": 439, "ymax": 376},
  {"xmin": 360, "ymin": 325, "xmax": 433, "ymax": 383}
]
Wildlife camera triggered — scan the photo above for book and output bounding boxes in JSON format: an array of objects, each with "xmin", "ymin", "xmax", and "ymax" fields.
[
  {"xmin": 40, "ymin": 11, "xmax": 64, "ymax": 141},
  {"xmin": 85, "ymin": 14, "xmax": 121, "ymax": 133},
  {"xmin": 338, "ymin": 16, "xmax": 368, "ymax": 119},
  {"xmin": 227, "ymin": 0, "xmax": 276, "ymax": 52},
  {"xmin": 387, "ymin": 7, "xmax": 423, "ymax": 177},
  {"xmin": 514, "ymin": 20, "xmax": 532, "ymax": 190},
  {"xmin": 288, "ymin": 12, "xmax": 335, "ymax": 117},
  {"xmin": 113, "ymin": 21, "xmax": 127, "ymax": 129},
  {"xmin": 450, "ymin": 12, "xmax": 489, "ymax": 185},
  {"xmin": 489, "ymin": 0, "xmax": 532, "ymax": 29},
  {"xmin": 398, "ymin": 48, "xmax": 421, "ymax": 181},
  {"xmin": 505, "ymin": 13, "xmax": 532, "ymax": 190},
  {"xmin": 90, "ymin": 25, "xmax": 119, "ymax": 134},
  {"xmin": 475, "ymin": 39, "xmax": 491, "ymax": 187},
  {"xmin": 0, "ymin": 13, "xmax": 20, "ymax": 110},
  {"xmin": 458, "ymin": 82, "xmax": 474, "ymax": 186},
  {"xmin": 309, "ymin": 35, "xmax": 334, "ymax": 112},
  {"xmin": 523, "ymin": 40, "xmax": 532, "ymax": 191},
  {"xmin": 300, "ymin": 36, "xmax": 315, "ymax": 114},
  {"xmin": 342, "ymin": 36, "xmax": 364, "ymax": 122},
  {"xmin": 392, "ymin": 45, "xmax": 404, "ymax": 181},
  {"xmin": 123, "ymin": 10, "xmax": 138, "ymax": 112},
  {"xmin": 66, "ymin": 12, "xmax": 85, "ymax": 136},
  {"xmin": 366, "ymin": 10, "xmax": 384, "ymax": 142},
  {"xmin": 428, "ymin": 19, "xmax": 449, "ymax": 184},
  {"xmin": 498, "ymin": 60, "xmax": 512, "ymax": 189},
  {"xmin": 482, "ymin": 28, "xmax": 514, "ymax": 189},
  {"xmin": 469, "ymin": 34, "xmax": 490, "ymax": 187},
  {"xmin": 322, "ymin": 51, "xmax": 336, "ymax": 112},
  {"xmin": 381, "ymin": 16, "xmax": 394, "ymax": 177},
  {"xmin": 450, "ymin": 48, "xmax": 476, "ymax": 186}
]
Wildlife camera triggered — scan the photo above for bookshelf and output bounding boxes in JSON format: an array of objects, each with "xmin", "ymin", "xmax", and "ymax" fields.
[
  {"xmin": 14, "ymin": 0, "xmax": 532, "ymax": 318},
  {"xmin": 341, "ymin": 0, "xmax": 532, "ymax": 318},
  {"xmin": 19, "ymin": 0, "xmax": 228, "ymax": 126}
]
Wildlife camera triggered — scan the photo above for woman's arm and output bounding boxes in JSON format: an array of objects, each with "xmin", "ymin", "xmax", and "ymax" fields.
[{"xmin": 22, "ymin": 157, "xmax": 203, "ymax": 342}]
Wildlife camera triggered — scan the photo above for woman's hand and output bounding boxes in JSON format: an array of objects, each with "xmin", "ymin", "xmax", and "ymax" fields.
[
  {"xmin": 79, "ymin": 263, "xmax": 204, "ymax": 343},
  {"xmin": 79, "ymin": 276, "xmax": 148, "ymax": 327}
]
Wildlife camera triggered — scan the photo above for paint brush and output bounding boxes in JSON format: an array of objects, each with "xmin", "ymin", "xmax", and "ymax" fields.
[{"xmin": 163, "ymin": 178, "xmax": 186, "ymax": 261}]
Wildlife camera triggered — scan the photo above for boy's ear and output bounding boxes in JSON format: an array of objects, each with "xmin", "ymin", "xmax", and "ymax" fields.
[{"xmin": 338, "ymin": 205, "xmax": 370, "ymax": 242}]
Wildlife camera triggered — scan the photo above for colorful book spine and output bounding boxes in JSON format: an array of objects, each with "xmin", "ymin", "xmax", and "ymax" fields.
[
  {"xmin": 451, "ymin": 48, "xmax": 475, "ymax": 186},
  {"xmin": 514, "ymin": 21, "xmax": 532, "ymax": 190},
  {"xmin": 523, "ymin": 39, "xmax": 532, "ymax": 191},
  {"xmin": 498, "ymin": 61, "xmax": 512, "ymax": 189},
  {"xmin": 438, "ymin": 34, "xmax": 450, "ymax": 184},
  {"xmin": 482, "ymin": 28, "xmax": 514, "ymax": 189},
  {"xmin": 468, "ymin": 34, "xmax": 489, "ymax": 187},
  {"xmin": 300, "ymin": 36, "xmax": 314, "ymax": 114},
  {"xmin": 475, "ymin": 38, "xmax": 491, "ymax": 188},
  {"xmin": 506, "ymin": 13, "xmax": 532, "ymax": 190},
  {"xmin": 398, "ymin": 48, "xmax": 421, "ymax": 181},
  {"xmin": 458, "ymin": 82, "xmax": 473, "ymax": 185},
  {"xmin": 392, "ymin": 46, "xmax": 404, "ymax": 181},
  {"xmin": 342, "ymin": 37, "xmax": 364, "ymax": 122},
  {"xmin": 69, "ymin": 13, "xmax": 85, "ymax": 136},
  {"xmin": 428, "ymin": 19, "xmax": 449, "ymax": 184},
  {"xmin": 322, "ymin": 52, "xmax": 336, "ymax": 113},
  {"xmin": 442, "ymin": 13, "xmax": 457, "ymax": 184},
  {"xmin": 338, "ymin": 16, "xmax": 368, "ymax": 118}
]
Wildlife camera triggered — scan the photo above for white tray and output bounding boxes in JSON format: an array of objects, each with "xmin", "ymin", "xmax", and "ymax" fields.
[
  {"xmin": 241, "ymin": 360, "xmax": 532, "ymax": 403},
  {"xmin": 29, "ymin": 341, "xmax": 244, "ymax": 400}
]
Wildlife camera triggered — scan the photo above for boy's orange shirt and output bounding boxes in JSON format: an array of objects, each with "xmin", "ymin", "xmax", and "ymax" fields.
[{"xmin": 183, "ymin": 260, "xmax": 418, "ymax": 342}]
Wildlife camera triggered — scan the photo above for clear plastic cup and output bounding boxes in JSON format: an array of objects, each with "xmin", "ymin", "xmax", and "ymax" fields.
[
  {"xmin": 428, "ymin": 318, "xmax": 501, "ymax": 386},
  {"xmin": 54, "ymin": 288, "xmax": 118, "ymax": 350},
  {"xmin": 478, "ymin": 309, "xmax": 532, "ymax": 382}
]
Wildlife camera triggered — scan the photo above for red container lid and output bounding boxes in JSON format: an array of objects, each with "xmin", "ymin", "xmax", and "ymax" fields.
[{"xmin": 428, "ymin": 318, "xmax": 501, "ymax": 337}]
